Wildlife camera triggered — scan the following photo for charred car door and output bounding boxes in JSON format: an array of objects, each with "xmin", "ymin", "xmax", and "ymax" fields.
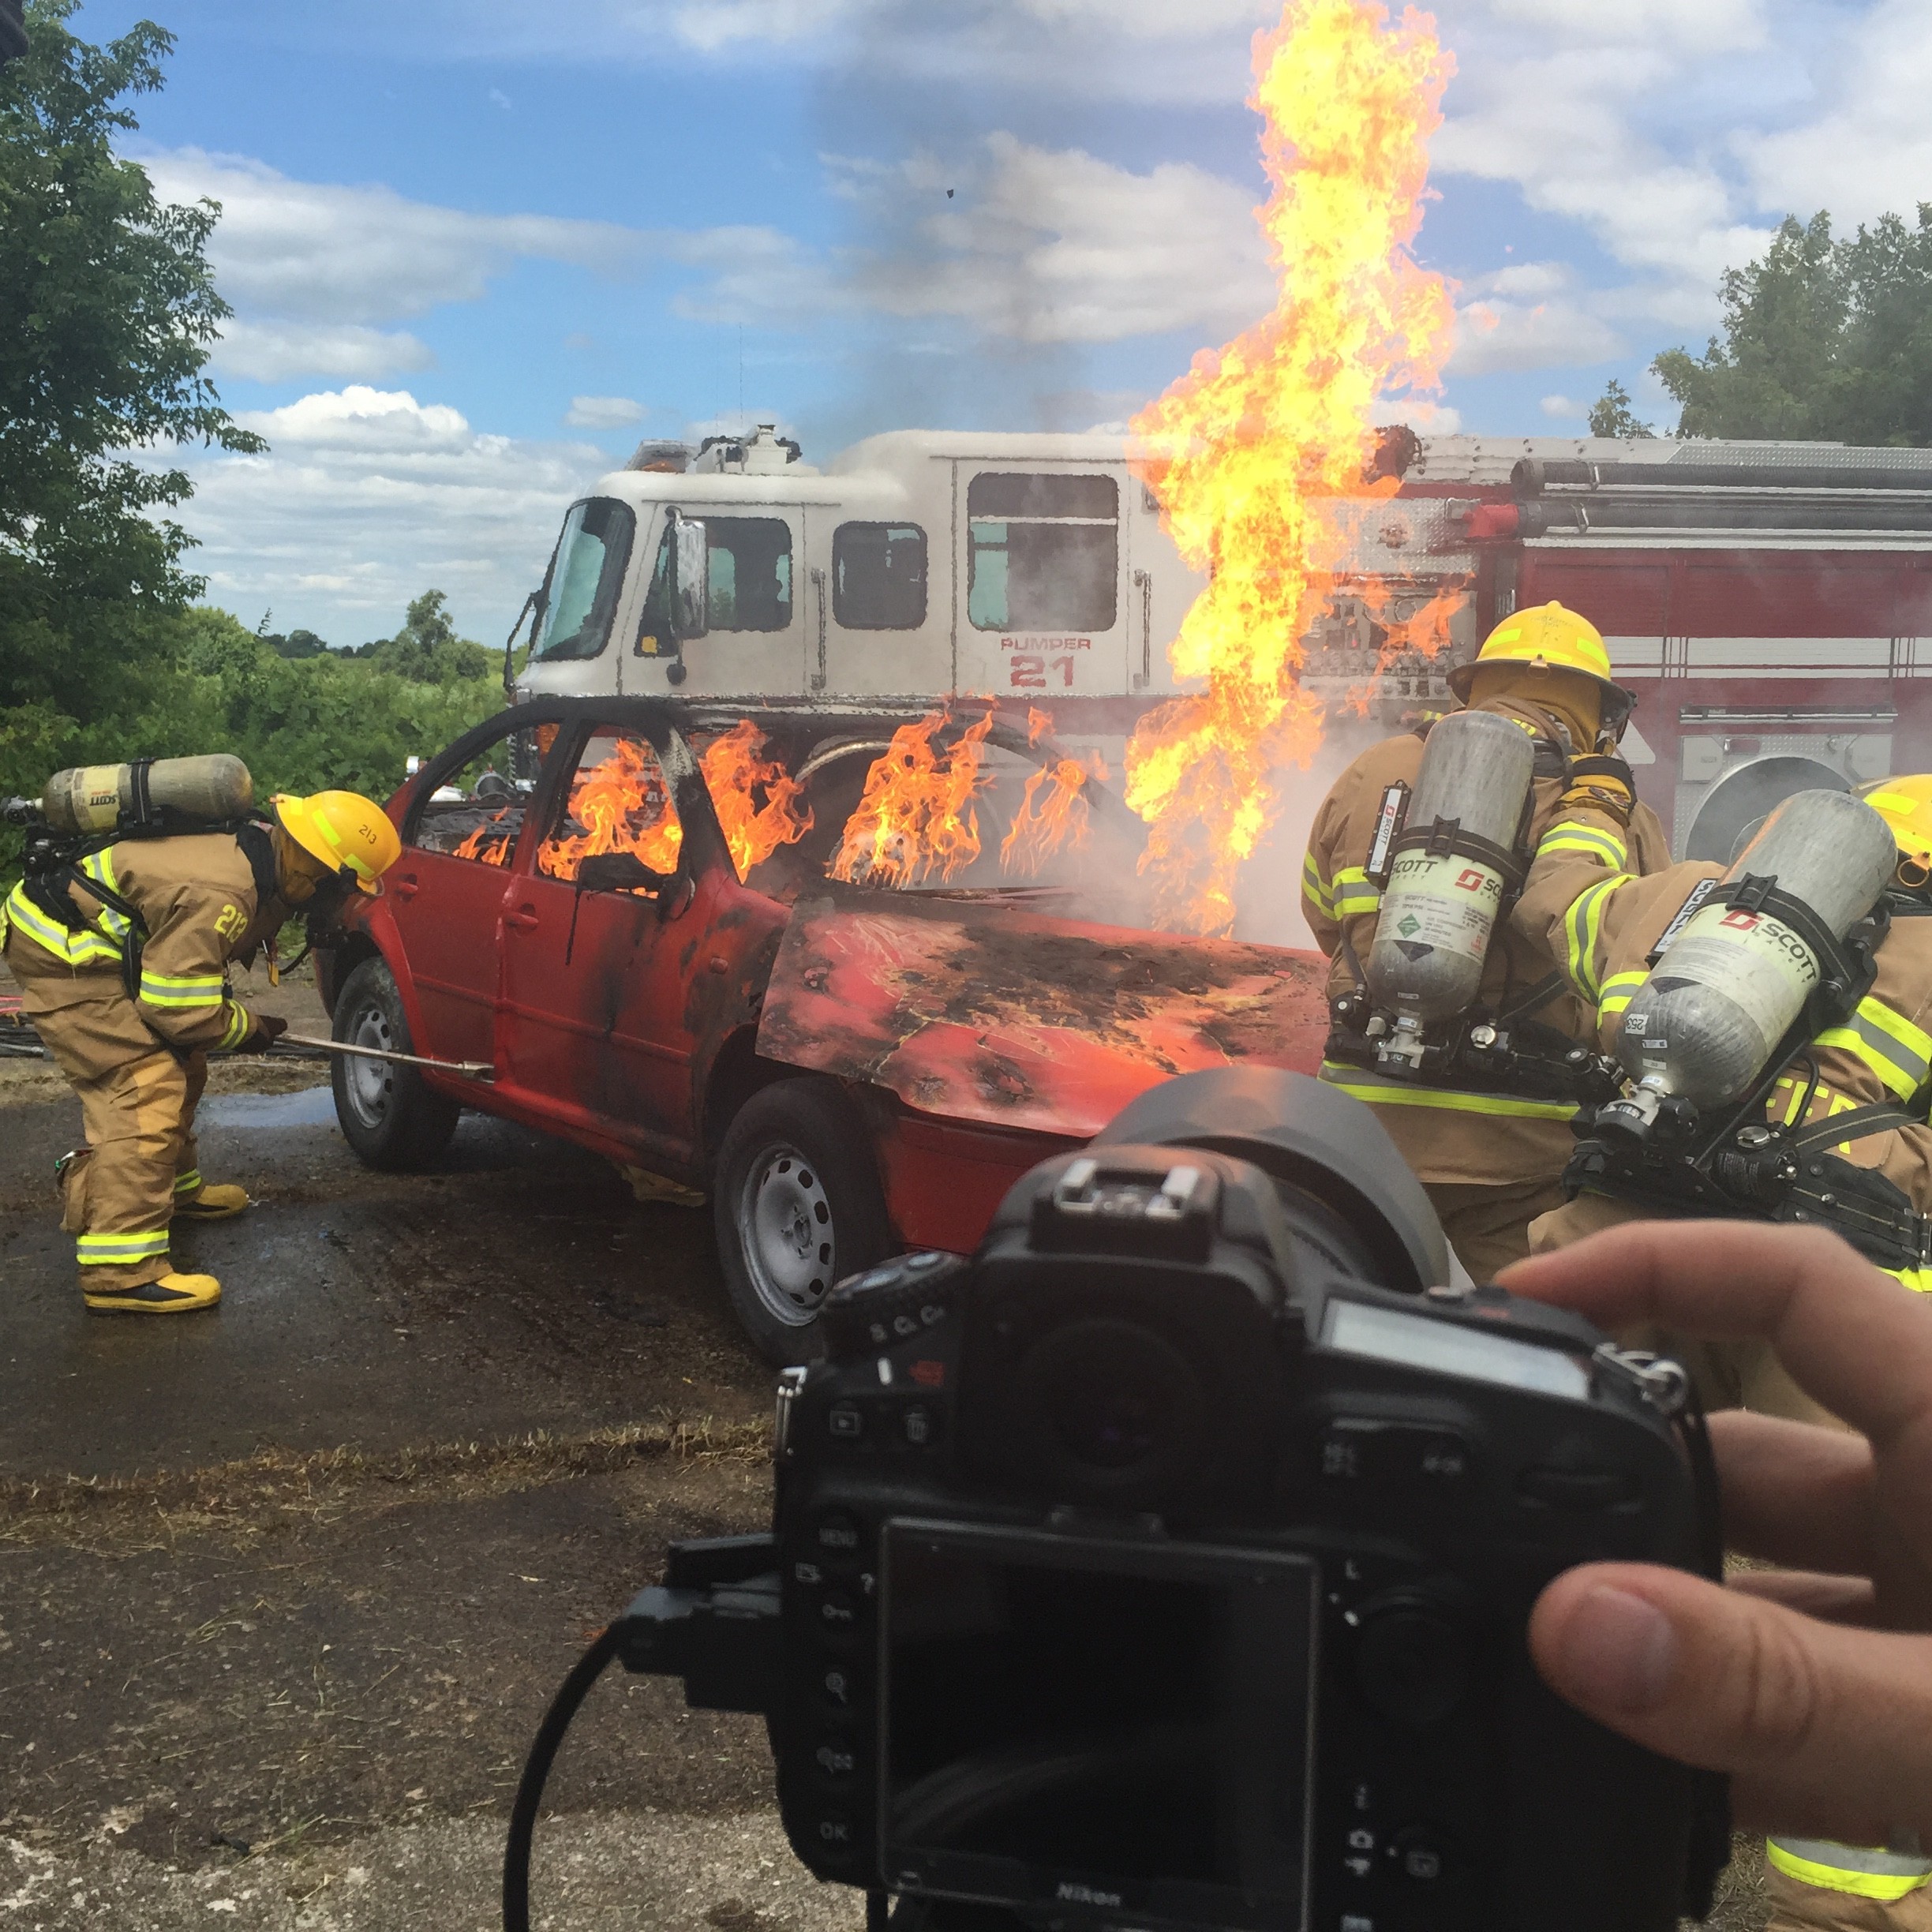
[{"xmin": 493, "ymin": 718, "xmax": 718, "ymax": 1169}]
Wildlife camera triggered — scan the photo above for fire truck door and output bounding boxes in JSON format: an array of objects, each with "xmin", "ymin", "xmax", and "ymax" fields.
[
  {"xmin": 803, "ymin": 505, "xmax": 946, "ymax": 698},
  {"xmin": 954, "ymin": 465, "xmax": 1130, "ymax": 704},
  {"xmin": 494, "ymin": 725, "xmax": 702, "ymax": 1166},
  {"xmin": 631, "ymin": 505, "xmax": 805, "ymax": 698}
]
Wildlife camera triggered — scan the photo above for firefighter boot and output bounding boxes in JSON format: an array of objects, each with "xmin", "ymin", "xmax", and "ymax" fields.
[
  {"xmin": 172, "ymin": 1175, "xmax": 250, "ymax": 1220},
  {"xmin": 83, "ymin": 1272, "xmax": 223, "ymax": 1316}
]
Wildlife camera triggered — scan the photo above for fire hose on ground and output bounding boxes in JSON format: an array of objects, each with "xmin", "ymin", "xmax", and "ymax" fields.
[{"xmin": 0, "ymin": 1013, "xmax": 493, "ymax": 1082}]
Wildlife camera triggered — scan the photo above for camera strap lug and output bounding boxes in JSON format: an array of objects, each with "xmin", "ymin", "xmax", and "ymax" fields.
[
  {"xmin": 773, "ymin": 1364, "xmax": 808, "ymax": 1462},
  {"xmin": 1593, "ymin": 1345, "xmax": 1690, "ymax": 1419}
]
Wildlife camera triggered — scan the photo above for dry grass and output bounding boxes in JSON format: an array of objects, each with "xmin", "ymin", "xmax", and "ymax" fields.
[{"xmin": 0, "ymin": 1415, "xmax": 772, "ymax": 1552}]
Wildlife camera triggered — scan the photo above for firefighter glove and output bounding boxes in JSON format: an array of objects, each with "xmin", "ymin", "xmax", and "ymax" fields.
[
  {"xmin": 1561, "ymin": 754, "xmax": 1635, "ymax": 826},
  {"xmin": 245, "ymin": 1013, "xmax": 289, "ymax": 1052}
]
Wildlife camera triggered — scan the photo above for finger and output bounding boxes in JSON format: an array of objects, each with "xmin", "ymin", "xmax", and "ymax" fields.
[
  {"xmin": 1708, "ymin": 1410, "xmax": 1878, "ymax": 1576},
  {"xmin": 1729, "ymin": 1570, "xmax": 1881, "ymax": 1627},
  {"xmin": 1499, "ymin": 1222, "xmax": 1932, "ymax": 1447},
  {"xmin": 1530, "ymin": 1561, "xmax": 1932, "ymax": 1839}
]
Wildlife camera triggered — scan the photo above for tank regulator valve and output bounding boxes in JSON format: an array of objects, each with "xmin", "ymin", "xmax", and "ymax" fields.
[{"xmin": 1375, "ymin": 1013, "xmax": 1430, "ymax": 1074}]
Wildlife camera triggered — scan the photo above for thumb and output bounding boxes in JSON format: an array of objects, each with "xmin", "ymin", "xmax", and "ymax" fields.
[{"xmin": 1531, "ymin": 1563, "xmax": 1932, "ymax": 1840}]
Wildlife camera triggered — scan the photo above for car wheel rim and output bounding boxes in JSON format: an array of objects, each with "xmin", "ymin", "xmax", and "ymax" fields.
[
  {"xmin": 343, "ymin": 1001, "xmax": 395, "ymax": 1129},
  {"xmin": 740, "ymin": 1143, "xmax": 834, "ymax": 1327}
]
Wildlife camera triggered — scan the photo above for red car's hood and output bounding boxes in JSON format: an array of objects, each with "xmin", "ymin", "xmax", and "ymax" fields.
[{"xmin": 756, "ymin": 892, "xmax": 1331, "ymax": 1140}]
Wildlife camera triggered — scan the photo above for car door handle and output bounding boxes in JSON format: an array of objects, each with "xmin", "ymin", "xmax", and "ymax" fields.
[
  {"xmin": 391, "ymin": 874, "xmax": 419, "ymax": 900},
  {"xmin": 505, "ymin": 904, "xmax": 540, "ymax": 933}
]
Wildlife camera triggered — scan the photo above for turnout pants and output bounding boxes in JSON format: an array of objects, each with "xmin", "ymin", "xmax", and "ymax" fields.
[
  {"xmin": 1531, "ymin": 1191, "xmax": 1932, "ymax": 1927},
  {"xmin": 1425, "ymin": 1178, "xmax": 1567, "ymax": 1283},
  {"xmin": 6, "ymin": 937, "xmax": 208, "ymax": 1293}
]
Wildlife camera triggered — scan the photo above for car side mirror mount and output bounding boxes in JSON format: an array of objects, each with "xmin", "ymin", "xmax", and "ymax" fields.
[{"xmin": 662, "ymin": 511, "xmax": 708, "ymax": 687}]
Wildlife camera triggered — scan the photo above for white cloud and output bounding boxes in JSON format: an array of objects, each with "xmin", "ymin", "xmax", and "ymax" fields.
[
  {"xmin": 1734, "ymin": 0, "xmax": 1932, "ymax": 229},
  {"xmin": 1541, "ymin": 394, "xmax": 1586, "ymax": 418},
  {"xmin": 209, "ymin": 319, "xmax": 435, "ymax": 383},
  {"xmin": 144, "ymin": 148, "xmax": 641, "ymax": 328},
  {"xmin": 177, "ymin": 388, "xmax": 608, "ymax": 642},
  {"xmin": 1444, "ymin": 262, "xmax": 1624, "ymax": 375},
  {"xmin": 566, "ymin": 394, "xmax": 647, "ymax": 429}
]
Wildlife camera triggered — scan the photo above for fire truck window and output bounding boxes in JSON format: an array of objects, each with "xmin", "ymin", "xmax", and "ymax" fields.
[
  {"xmin": 531, "ymin": 497, "xmax": 635, "ymax": 663},
  {"xmin": 833, "ymin": 522, "xmax": 927, "ymax": 629},
  {"xmin": 707, "ymin": 517, "xmax": 793, "ymax": 631},
  {"xmin": 537, "ymin": 730, "xmax": 685, "ymax": 889},
  {"xmin": 967, "ymin": 472, "xmax": 1118, "ymax": 632},
  {"xmin": 410, "ymin": 725, "xmax": 549, "ymax": 865}
]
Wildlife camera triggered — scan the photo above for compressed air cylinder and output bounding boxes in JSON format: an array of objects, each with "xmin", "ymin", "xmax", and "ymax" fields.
[
  {"xmin": 1614, "ymin": 790, "xmax": 1897, "ymax": 1106},
  {"xmin": 1365, "ymin": 709, "xmax": 1535, "ymax": 1023},
  {"xmin": 40, "ymin": 755, "xmax": 254, "ymax": 836}
]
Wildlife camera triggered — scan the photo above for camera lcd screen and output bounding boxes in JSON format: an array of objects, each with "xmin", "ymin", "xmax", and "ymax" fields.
[{"xmin": 879, "ymin": 1521, "xmax": 1318, "ymax": 1931}]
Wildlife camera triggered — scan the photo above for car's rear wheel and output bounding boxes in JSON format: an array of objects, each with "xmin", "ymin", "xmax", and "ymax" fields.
[
  {"xmin": 331, "ymin": 957, "xmax": 462, "ymax": 1171},
  {"xmin": 713, "ymin": 1078, "xmax": 893, "ymax": 1366}
]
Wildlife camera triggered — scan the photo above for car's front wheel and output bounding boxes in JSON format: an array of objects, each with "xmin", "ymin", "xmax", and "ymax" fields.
[
  {"xmin": 713, "ymin": 1078, "xmax": 893, "ymax": 1366},
  {"xmin": 330, "ymin": 957, "xmax": 462, "ymax": 1171}
]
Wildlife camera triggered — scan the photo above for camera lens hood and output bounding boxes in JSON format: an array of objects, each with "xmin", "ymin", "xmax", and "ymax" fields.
[{"xmin": 1091, "ymin": 1068, "xmax": 1451, "ymax": 1295}]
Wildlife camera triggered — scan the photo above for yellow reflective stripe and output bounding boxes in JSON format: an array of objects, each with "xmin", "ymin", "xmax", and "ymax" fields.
[
  {"xmin": 173, "ymin": 1170, "xmax": 203, "ymax": 1195},
  {"xmin": 219, "ymin": 1005, "xmax": 252, "ymax": 1050},
  {"xmin": 0, "ymin": 882, "xmax": 123, "ymax": 966},
  {"xmin": 1537, "ymin": 820, "xmax": 1627, "ymax": 869},
  {"xmin": 1814, "ymin": 996, "xmax": 1932, "ymax": 1103},
  {"xmin": 1301, "ymin": 852, "xmax": 1332, "ymax": 918},
  {"xmin": 139, "ymin": 972, "xmax": 226, "ymax": 1009},
  {"xmin": 1318, "ymin": 1061, "xmax": 1580, "ymax": 1121},
  {"xmin": 77, "ymin": 849, "xmax": 133, "ymax": 942},
  {"xmin": 76, "ymin": 1230, "xmax": 171, "ymax": 1264},
  {"xmin": 1330, "ymin": 867, "xmax": 1381, "ymax": 917},
  {"xmin": 1768, "ymin": 1840, "xmax": 1932, "ymax": 1901},
  {"xmin": 1597, "ymin": 970, "xmax": 1649, "ymax": 1020},
  {"xmin": 1881, "ymin": 1266, "xmax": 1932, "ymax": 1294},
  {"xmin": 1563, "ymin": 874, "xmax": 1628, "ymax": 1005}
]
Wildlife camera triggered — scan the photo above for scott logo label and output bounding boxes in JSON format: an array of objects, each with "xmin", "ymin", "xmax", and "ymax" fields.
[
  {"xmin": 1720, "ymin": 909, "xmax": 1761, "ymax": 931},
  {"xmin": 1454, "ymin": 867, "xmax": 1486, "ymax": 892}
]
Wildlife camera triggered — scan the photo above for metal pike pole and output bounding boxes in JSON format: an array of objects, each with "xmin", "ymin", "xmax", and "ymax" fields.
[{"xmin": 273, "ymin": 1033, "xmax": 495, "ymax": 1082}]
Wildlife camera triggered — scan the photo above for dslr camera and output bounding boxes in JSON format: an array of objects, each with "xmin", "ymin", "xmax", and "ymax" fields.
[{"xmin": 613, "ymin": 1070, "xmax": 1728, "ymax": 1932}]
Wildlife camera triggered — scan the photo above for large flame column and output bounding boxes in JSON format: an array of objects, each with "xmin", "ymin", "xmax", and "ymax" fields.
[{"xmin": 1125, "ymin": 0, "xmax": 1455, "ymax": 935}]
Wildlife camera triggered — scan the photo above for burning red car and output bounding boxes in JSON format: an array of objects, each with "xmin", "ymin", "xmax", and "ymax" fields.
[{"xmin": 315, "ymin": 697, "xmax": 1327, "ymax": 1362}]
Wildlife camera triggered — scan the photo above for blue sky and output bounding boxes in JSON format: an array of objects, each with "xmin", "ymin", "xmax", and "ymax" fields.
[{"xmin": 69, "ymin": 0, "xmax": 1932, "ymax": 646}]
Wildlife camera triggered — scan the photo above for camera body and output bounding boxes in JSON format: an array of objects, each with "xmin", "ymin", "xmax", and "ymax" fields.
[{"xmin": 623, "ymin": 1076, "xmax": 1726, "ymax": 1932}]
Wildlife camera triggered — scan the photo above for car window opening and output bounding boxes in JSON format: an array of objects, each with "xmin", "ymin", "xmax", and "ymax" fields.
[{"xmin": 538, "ymin": 732, "xmax": 684, "ymax": 889}]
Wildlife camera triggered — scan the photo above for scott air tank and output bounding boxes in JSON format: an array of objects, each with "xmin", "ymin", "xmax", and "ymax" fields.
[
  {"xmin": 40, "ymin": 755, "xmax": 254, "ymax": 837},
  {"xmin": 1364, "ymin": 708, "xmax": 1535, "ymax": 1024},
  {"xmin": 1613, "ymin": 790, "xmax": 1896, "ymax": 1107}
]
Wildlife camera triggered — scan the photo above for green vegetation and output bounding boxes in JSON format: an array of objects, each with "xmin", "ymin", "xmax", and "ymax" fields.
[
  {"xmin": 1595, "ymin": 206, "xmax": 1932, "ymax": 444},
  {"xmin": 1587, "ymin": 380, "xmax": 1655, "ymax": 440},
  {"xmin": 0, "ymin": 5, "xmax": 505, "ymax": 874}
]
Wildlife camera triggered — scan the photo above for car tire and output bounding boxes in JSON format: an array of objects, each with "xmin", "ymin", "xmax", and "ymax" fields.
[
  {"xmin": 713, "ymin": 1077, "xmax": 893, "ymax": 1367},
  {"xmin": 330, "ymin": 957, "xmax": 462, "ymax": 1171}
]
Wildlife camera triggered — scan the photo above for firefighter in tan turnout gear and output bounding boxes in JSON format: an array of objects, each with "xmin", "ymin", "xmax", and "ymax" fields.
[
  {"xmin": 1301, "ymin": 601, "xmax": 1669, "ymax": 1279},
  {"xmin": 1507, "ymin": 773, "xmax": 1932, "ymax": 1932},
  {"xmin": 1, "ymin": 785, "xmax": 400, "ymax": 1315}
]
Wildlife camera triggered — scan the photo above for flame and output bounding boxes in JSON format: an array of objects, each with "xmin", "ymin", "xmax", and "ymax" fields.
[
  {"xmin": 1339, "ymin": 580, "xmax": 1465, "ymax": 714},
  {"xmin": 451, "ymin": 811, "xmax": 515, "ymax": 866},
  {"xmin": 1124, "ymin": 0, "xmax": 1455, "ymax": 934},
  {"xmin": 539, "ymin": 736, "xmax": 684, "ymax": 882},
  {"xmin": 700, "ymin": 720, "xmax": 814, "ymax": 878},
  {"xmin": 1000, "ymin": 755, "xmax": 1098, "ymax": 878},
  {"xmin": 832, "ymin": 710, "xmax": 993, "ymax": 888}
]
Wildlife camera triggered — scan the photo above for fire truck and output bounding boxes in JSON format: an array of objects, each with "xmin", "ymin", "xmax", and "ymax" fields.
[{"xmin": 510, "ymin": 425, "xmax": 1932, "ymax": 857}]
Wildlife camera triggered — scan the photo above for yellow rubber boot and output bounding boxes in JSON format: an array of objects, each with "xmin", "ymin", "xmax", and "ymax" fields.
[
  {"xmin": 84, "ymin": 1272, "xmax": 222, "ymax": 1315},
  {"xmin": 173, "ymin": 1181, "xmax": 250, "ymax": 1221}
]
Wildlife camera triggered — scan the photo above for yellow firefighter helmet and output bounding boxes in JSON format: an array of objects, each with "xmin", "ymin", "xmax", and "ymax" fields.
[
  {"xmin": 1447, "ymin": 601, "xmax": 1636, "ymax": 730},
  {"xmin": 272, "ymin": 790, "xmax": 401, "ymax": 895},
  {"xmin": 1862, "ymin": 774, "xmax": 1932, "ymax": 885}
]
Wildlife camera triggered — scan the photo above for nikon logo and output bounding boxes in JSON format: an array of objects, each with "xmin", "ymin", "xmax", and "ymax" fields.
[{"xmin": 1054, "ymin": 1881, "xmax": 1124, "ymax": 1907}]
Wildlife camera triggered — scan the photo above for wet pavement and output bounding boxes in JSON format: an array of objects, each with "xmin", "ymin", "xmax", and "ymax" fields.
[{"xmin": 0, "ymin": 964, "xmax": 857, "ymax": 1930}]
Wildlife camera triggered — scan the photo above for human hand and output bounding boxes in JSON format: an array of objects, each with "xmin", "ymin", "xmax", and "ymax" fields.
[
  {"xmin": 245, "ymin": 1012, "xmax": 289, "ymax": 1051},
  {"xmin": 1498, "ymin": 1222, "xmax": 1932, "ymax": 1849}
]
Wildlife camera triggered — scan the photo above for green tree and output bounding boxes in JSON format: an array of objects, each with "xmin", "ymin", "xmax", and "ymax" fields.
[
  {"xmin": 1652, "ymin": 208, "xmax": 1932, "ymax": 444},
  {"xmin": 359, "ymin": 590, "xmax": 493, "ymax": 683},
  {"xmin": 0, "ymin": 0, "xmax": 260, "ymax": 819},
  {"xmin": 1587, "ymin": 379, "xmax": 1656, "ymax": 439}
]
